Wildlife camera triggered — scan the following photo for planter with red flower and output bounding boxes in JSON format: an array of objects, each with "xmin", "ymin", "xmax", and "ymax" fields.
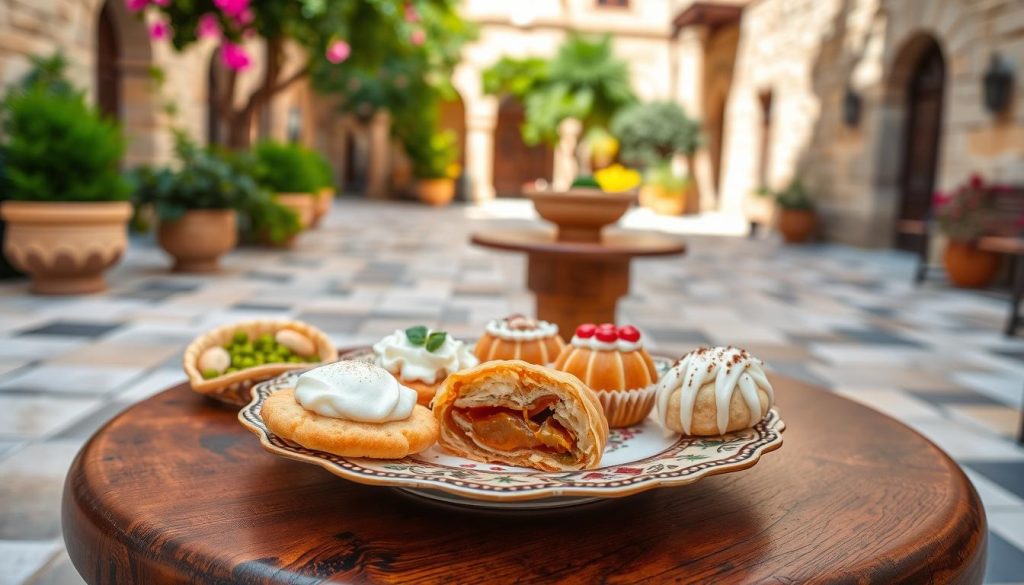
[{"xmin": 934, "ymin": 174, "xmax": 1000, "ymax": 288}]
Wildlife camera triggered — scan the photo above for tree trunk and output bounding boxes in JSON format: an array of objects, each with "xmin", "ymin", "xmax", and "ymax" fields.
[{"xmin": 227, "ymin": 108, "xmax": 254, "ymax": 150}]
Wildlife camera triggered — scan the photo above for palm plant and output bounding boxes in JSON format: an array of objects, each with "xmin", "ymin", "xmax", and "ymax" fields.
[{"xmin": 483, "ymin": 34, "xmax": 635, "ymax": 146}]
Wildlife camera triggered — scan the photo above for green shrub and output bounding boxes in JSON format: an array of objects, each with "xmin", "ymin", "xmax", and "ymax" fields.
[
  {"xmin": 2, "ymin": 87, "xmax": 127, "ymax": 202},
  {"xmin": 306, "ymin": 148, "xmax": 335, "ymax": 190},
  {"xmin": 251, "ymin": 141, "xmax": 320, "ymax": 194},
  {"xmin": 129, "ymin": 133, "xmax": 265, "ymax": 221},
  {"xmin": 611, "ymin": 101, "xmax": 701, "ymax": 167},
  {"xmin": 407, "ymin": 130, "xmax": 457, "ymax": 180},
  {"xmin": 245, "ymin": 197, "xmax": 302, "ymax": 245},
  {"xmin": 757, "ymin": 181, "xmax": 814, "ymax": 211}
]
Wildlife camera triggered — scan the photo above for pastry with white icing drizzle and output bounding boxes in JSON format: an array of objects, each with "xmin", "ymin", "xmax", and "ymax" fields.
[
  {"xmin": 473, "ymin": 314, "xmax": 566, "ymax": 365},
  {"xmin": 655, "ymin": 346, "xmax": 774, "ymax": 436}
]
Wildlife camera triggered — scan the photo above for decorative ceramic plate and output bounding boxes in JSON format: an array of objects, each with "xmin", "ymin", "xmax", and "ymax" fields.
[{"xmin": 239, "ymin": 353, "xmax": 785, "ymax": 509}]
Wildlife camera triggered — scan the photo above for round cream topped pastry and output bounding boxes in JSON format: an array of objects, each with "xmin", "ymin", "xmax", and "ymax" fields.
[
  {"xmin": 373, "ymin": 326, "xmax": 478, "ymax": 405},
  {"xmin": 294, "ymin": 360, "xmax": 417, "ymax": 422},
  {"xmin": 261, "ymin": 359, "xmax": 439, "ymax": 459},
  {"xmin": 552, "ymin": 323, "xmax": 658, "ymax": 428},
  {"xmin": 656, "ymin": 346, "xmax": 774, "ymax": 436},
  {"xmin": 473, "ymin": 314, "xmax": 566, "ymax": 365}
]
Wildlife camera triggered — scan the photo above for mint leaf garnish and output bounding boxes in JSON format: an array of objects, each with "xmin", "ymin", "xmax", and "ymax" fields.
[
  {"xmin": 405, "ymin": 326, "xmax": 428, "ymax": 346},
  {"xmin": 425, "ymin": 331, "xmax": 447, "ymax": 352}
]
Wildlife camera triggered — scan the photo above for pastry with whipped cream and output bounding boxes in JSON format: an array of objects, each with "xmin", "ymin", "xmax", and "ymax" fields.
[
  {"xmin": 655, "ymin": 346, "xmax": 774, "ymax": 436},
  {"xmin": 473, "ymin": 314, "xmax": 566, "ymax": 365},
  {"xmin": 261, "ymin": 360, "xmax": 439, "ymax": 458},
  {"xmin": 552, "ymin": 323, "xmax": 659, "ymax": 428},
  {"xmin": 373, "ymin": 326, "xmax": 478, "ymax": 406}
]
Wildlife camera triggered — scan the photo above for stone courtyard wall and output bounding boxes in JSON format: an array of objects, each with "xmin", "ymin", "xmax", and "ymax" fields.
[{"xmin": 721, "ymin": 0, "xmax": 1024, "ymax": 246}]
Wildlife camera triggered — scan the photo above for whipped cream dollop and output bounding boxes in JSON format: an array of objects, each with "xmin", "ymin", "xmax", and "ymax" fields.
[
  {"xmin": 294, "ymin": 360, "xmax": 417, "ymax": 422},
  {"xmin": 485, "ymin": 317, "xmax": 559, "ymax": 341},
  {"xmin": 373, "ymin": 329, "xmax": 478, "ymax": 384},
  {"xmin": 655, "ymin": 346, "xmax": 774, "ymax": 435}
]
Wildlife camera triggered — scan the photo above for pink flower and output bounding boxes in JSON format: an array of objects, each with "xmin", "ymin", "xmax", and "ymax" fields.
[
  {"xmin": 220, "ymin": 42, "xmax": 251, "ymax": 71},
  {"xmin": 969, "ymin": 173, "xmax": 984, "ymax": 189},
  {"xmin": 151, "ymin": 0, "xmax": 170, "ymax": 5},
  {"xmin": 404, "ymin": 3, "xmax": 419, "ymax": 23},
  {"xmin": 126, "ymin": 0, "xmax": 147, "ymax": 12},
  {"xmin": 236, "ymin": 8, "xmax": 254, "ymax": 26},
  {"xmin": 149, "ymin": 19, "xmax": 170, "ymax": 40},
  {"xmin": 325, "ymin": 39, "xmax": 351, "ymax": 64},
  {"xmin": 214, "ymin": 0, "xmax": 249, "ymax": 18},
  {"xmin": 197, "ymin": 14, "xmax": 221, "ymax": 39},
  {"xmin": 932, "ymin": 190, "xmax": 949, "ymax": 207},
  {"xmin": 410, "ymin": 28, "xmax": 425, "ymax": 46},
  {"xmin": 325, "ymin": 39, "xmax": 350, "ymax": 64}
]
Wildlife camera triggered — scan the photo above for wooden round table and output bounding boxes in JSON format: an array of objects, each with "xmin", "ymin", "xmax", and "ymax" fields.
[
  {"xmin": 470, "ymin": 228, "xmax": 685, "ymax": 335},
  {"xmin": 63, "ymin": 375, "xmax": 986, "ymax": 584}
]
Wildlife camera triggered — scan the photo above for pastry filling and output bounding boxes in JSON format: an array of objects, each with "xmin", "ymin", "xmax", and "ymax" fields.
[{"xmin": 452, "ymin": 396, "xmax": 574, "ymax": 454}]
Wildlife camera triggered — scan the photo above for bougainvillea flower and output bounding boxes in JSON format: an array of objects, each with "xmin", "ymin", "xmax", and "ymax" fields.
[
  {"xmin": 410, "ymin": 28, "xmax": 426, "ymax": 46},
  {"xmin": 197, "ymin": 14, "xmax": 221, "ymax": 39},
  {"xmin": 221, "ymin": 42, "xmax": 252, "ymax": 71},
  {"xmin": 214, "ymin": 0, "xmax": 250, "ymax": 18},
  {"xmin": 404, "ymin": 3, "xmax": 420, "ymax": 23},
  {"xmin": 326, "ymin": 40, "xmax": 351, "ymax": 64},
  {"xmin": 125, "ymin": 0, "xmax": 148, "ymax": 12},
  {"xmin": 969, "ymin": 173, "xmax": 984, "ymax": 189},
  {"xmin": 151, "ymin": 0, "xmax": 170, "ymax": 5},
  {"xmin": 149, "ymin": 20, "xmax": 170, "ymax": 40}
]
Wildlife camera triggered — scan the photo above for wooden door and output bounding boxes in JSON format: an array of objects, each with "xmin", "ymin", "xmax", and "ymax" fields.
[
  {"xmin": 96, "ymin": 2, "xmax": 120, "ymax": 120},
  {"xmin": 897, "ymin": 43, "xmax": 944, "ymax": 250},
  {"xmin": 492, "ymin": 99, "xmax": 553, "ymax": 197}
]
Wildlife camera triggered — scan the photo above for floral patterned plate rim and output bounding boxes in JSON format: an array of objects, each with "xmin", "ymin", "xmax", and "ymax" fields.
[{"xmin": 238, "ymin": 353, "xmax": 785, "ymax": 506}]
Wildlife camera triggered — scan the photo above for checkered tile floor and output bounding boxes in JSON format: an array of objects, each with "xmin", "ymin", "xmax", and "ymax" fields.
[{"xmin": 1, "ymin": 199, "xmax": 1022, "ymax": 584}]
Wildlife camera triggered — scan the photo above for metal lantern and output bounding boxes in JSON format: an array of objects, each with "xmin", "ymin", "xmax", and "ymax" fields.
[
  {"xmin": 983, "ymin": 53, "xmax": 1014, "ymax": 115},
  {"xmin": 842, "ymin": 87, "xmax": 862, "ymax": 127}
]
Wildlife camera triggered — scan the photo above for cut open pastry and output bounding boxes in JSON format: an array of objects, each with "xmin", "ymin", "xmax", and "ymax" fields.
[{"xmin": 433, "ymin": 360, "xmax": 609, "ymax": 471}]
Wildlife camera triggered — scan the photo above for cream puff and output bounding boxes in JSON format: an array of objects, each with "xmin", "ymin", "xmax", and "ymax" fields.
[{"xmin": 373, "ymin": 326, "xmax": 478, "ymax": 405}]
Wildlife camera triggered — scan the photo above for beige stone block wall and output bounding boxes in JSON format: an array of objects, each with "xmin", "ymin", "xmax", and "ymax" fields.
[{"xmin": 719, "ymin": 0, "xmax": 1024, "ymax": 247}]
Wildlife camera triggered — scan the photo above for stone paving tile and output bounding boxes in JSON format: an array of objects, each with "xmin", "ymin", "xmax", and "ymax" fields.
[{"xmin": 0, "ymin": 199, "xmax": 1021, "ymax": 584}]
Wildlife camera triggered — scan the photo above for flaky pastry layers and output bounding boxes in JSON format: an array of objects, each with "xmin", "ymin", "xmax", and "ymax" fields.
[{"xmin": 433, "ymin": 360, "xmax": 609, "ymax": 471}]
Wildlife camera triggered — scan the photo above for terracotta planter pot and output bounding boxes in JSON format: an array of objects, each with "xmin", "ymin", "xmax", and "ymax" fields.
[
  {"xmin": 415, "ymin": 178, "xmax": 456, "ymax": 206},
  {"xmin": 311, "ymin": 188, "xmax": 334, "ymax": 228},
  {"xmin": 527, "ymin": 188, "xmax": 637, "ymax": 243},
  {"xmin": 0, "ymin": 201, "xmax": 132, "ymax": 295},
  {"xmin": 777, "ymin": 209, "xmax": 818, "ymax": 244},
  {"xmin": 639, "ymin": 185, "xmax": 686, "ymax": 216},
  {"xmin": 274, "ymin": 193, "xmax": 316, "ymax": 230},
  {"xmin": 944, "ymin": 240, "xmax": 1000, "ymax": 288},
  {"xmin": 157, "ymin": 209, "xmax": 237, "ymax": 273}
]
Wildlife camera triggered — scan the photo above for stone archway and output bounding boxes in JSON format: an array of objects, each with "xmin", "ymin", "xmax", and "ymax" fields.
[
  {"xmin": 93, "ymin": 0, "xmax": 159, "ymax": 166},
  {"xmin": 874, "ymin": 32, "xmax": 947, "ymax": 250}
]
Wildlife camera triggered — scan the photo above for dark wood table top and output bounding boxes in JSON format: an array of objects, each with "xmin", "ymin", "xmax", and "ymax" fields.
[
  {"xmin": 471, "ymin": 228, "xmax": 686, "ymax": 258},
  {"xmin": 63, "ymin": 375, "xmax": 986, "ymax": 584}
]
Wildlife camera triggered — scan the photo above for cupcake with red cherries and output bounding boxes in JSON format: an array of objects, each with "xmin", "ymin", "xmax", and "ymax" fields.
[{"xmin": 552, "ymin": 323, "xmax": 659, "ymax": 427}]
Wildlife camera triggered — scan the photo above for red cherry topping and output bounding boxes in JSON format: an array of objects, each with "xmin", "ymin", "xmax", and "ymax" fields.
[
  {"xmin": 595, "ymin": 328, "xmax": 619, "ymax": 342},
  {"xmin": 575, "ymin": 323, "xmax": 597, "ymax": 338},
  {"xmin": 598, "ymin": 322, "xmax": 616, "ymax": 331},
  {"xmin": 618, "ymin": 325, "xmax": 641, "ymax": 342}
]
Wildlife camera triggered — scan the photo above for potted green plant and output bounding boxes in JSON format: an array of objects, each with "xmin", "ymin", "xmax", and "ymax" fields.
[
  {"xmin": 757, "ymin": 181, "xmax": 817, "ymax": 244},
  {"xmin": 611, "ymin": 101, "xmax": 701, "ymax": 215},
  {"xmin": 640, "ymin": 164, "xmax": 690, "ymax": 216},
  {"xmin": 934, "ymin": 175, "xmax": 1000, "ymax": 288},
  {"xmin": 0, "ymin": 64, "xmax": 131, "ymax": 295},
  {"xmin": 408, "ymin": 130, "xmax": 459, "ymax": 206},
  {"xmin": 307, "ymin": 148, "xmax": 336, "ymax": 227},
  {"xmin": 251, "ymin": 142, "xmax": 320, "ymax": 229},
  {"xmin": 129, "ymin": 135, "xmax": 261, "ymax": 272}
]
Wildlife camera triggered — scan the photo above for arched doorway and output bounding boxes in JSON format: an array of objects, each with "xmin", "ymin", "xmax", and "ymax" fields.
[
  {"xmin": 93, "ymin": 0, "xmax": 157, "ymax": 166},
  {"xmin": 895, "ymin": 38, "xmax": 945, "ymax": 251},
  {"xmin": 96, "ymin": 2, "xmax": 120, "ymax": 120},
  {"xmin": 492, "ymin": 98, "xmax": 553, "ymax": 197}
]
